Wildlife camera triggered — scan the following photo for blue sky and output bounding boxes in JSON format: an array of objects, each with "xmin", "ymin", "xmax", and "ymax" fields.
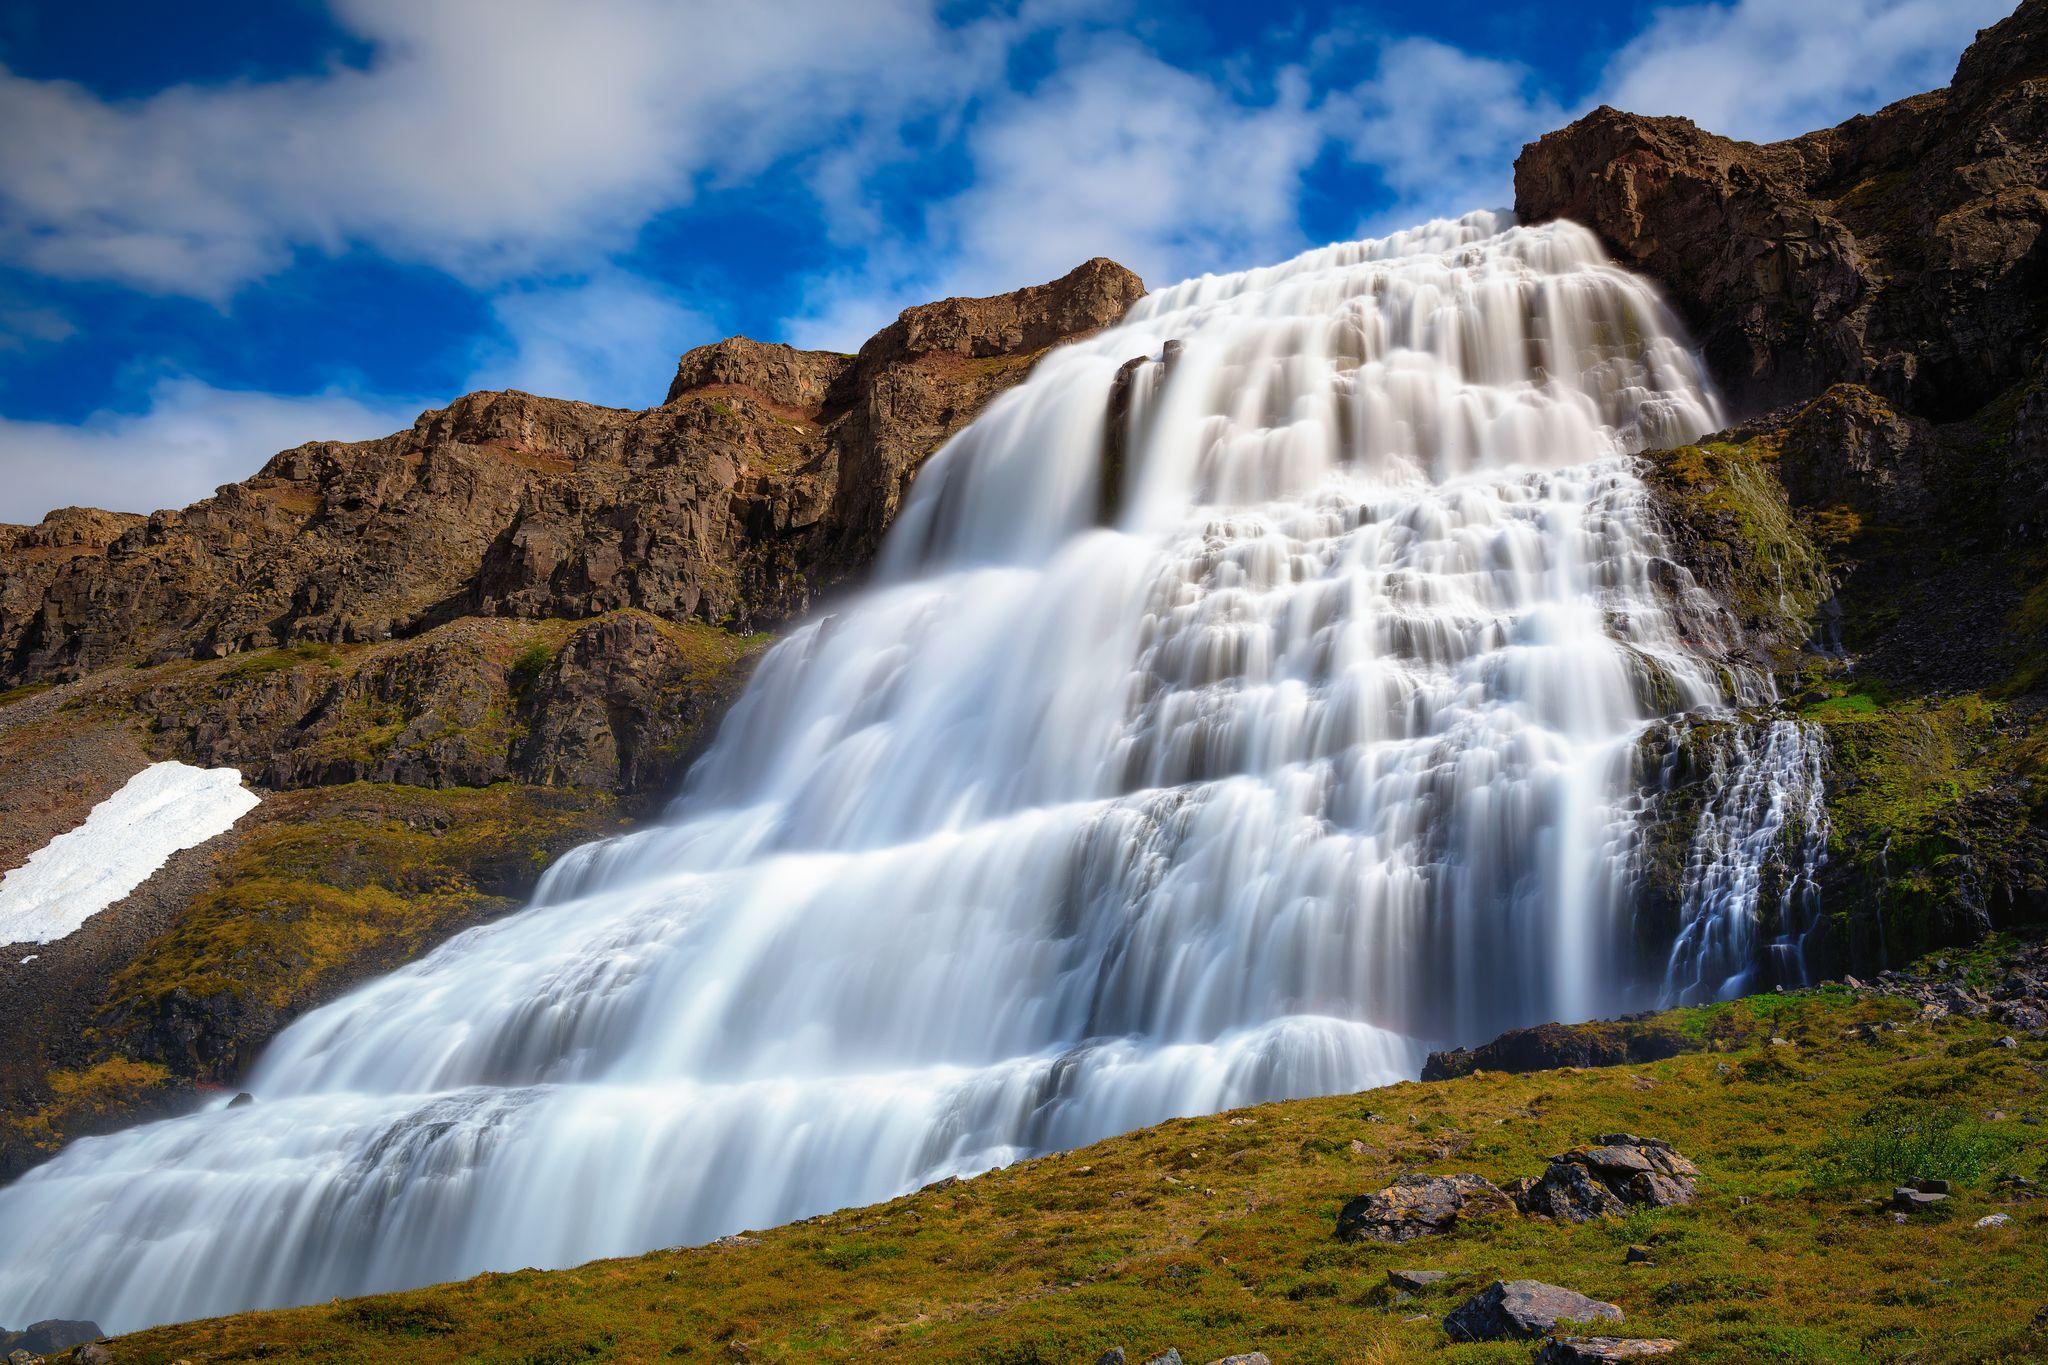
[{"xmin": 0, "ymin": 0, "xmax": 2015, "ymax": 521}]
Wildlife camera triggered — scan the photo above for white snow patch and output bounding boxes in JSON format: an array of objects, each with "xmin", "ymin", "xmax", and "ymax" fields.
[{"xmin": 0, "ymin": 762, "xmax": 260, "ymax": 945}]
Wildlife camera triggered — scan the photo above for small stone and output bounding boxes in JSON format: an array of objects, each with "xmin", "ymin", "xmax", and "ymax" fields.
[
  {"xmin": 1537, "ymin": 1338, "xmax": 1683, "ymax": 1363},
  {"xmin": 1387, "ymin": 1268, "xmax": 1447, "ymax": 1293},
  {"xmin": 1892, "ymin": 1187, "xmax": 1948, "ymax": 1212},
  {"xmin": 227, "ymin": 1091, "xmax": 255, "ymax": 1108},
  {"xmin": 1203, "ymin": 1355, "xmax": 1269, "ymax": 1365},
  {"xmin": 1997, "ymin": 1036, "xmax": 2019, "ymax": 1049},
  {"xmin": 1625, "ymin": 1244, "xmax": 1654, "ymax": 1264},
  {"xmin": 1843, "ymin": 975, "xmax": 1865, "ymax": 989},
  {"xmin": 1141, "ymin": 1352, "xmax": 1183, "ymax": 1365},
  {"xmin": 74, "ymin": 1347, "xmax": 113, "ymax": 1365},
  {"xmin": 1443, "ymin": 1280, "xmax": 1623, "ymax": 1341},
  {"xmin": 1977, "ymin": 1213, "xmax": 2013, "ymax": 1228},
  {"xmin": 1912, "ymin": 1178, "xmax": 1952, "ymax": 1195},
  {"xmin": 1095, "ymin": 1350, "xmax": 1126, "ymax": 1365}
]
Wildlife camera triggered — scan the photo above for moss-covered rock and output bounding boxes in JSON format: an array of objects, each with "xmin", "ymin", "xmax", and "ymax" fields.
[
  {"xmin": 98, "ymin": 782, "xmax": 631, "ymax": 1083},
  {"xmin": 1640, "ymin": 434, "xmax": 1830, "ymax": 673}
]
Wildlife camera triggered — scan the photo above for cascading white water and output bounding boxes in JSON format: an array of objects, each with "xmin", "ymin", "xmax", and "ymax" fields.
[
  {"xmin": 1662, "ymin": 718, "xmax": 1831, "ymax": 1002},
  {"xmin": 1, "ymin": 211, "xmax": 1770, "ymax": 1332}
]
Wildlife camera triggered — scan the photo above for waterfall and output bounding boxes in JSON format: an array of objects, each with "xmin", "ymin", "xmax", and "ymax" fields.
[
  {"xmin": 1662, "ymin": 719, "xmax": 1832, "ymax": 1002},
  {"xmin": 1, "ymin": 211, "xmax": 1768, "ymax": 1332}
]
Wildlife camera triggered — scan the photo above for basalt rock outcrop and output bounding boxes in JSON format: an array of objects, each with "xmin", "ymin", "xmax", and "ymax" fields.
[
  {"xmin": 0, "ymin": 256, "xmax": 1143, "ymax": 689},
  {"xmin": 1516, "ymin": 1, "xmax": 2048, "ymax": 422}
]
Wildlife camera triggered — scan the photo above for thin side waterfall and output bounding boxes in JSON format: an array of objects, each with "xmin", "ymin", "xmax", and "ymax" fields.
[
  {"xmin": 1662, "ymin": 719, "xmax": 1832, "ymax": 1002},
  {"xmin": 0, "ymin": 211, "xmax": 1809, "ymax": 1332}
]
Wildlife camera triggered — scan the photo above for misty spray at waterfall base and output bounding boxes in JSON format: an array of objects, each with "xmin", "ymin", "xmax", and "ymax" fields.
[{"xmin": 0, "ymin": 212, "xmax": 1828, "ymax": 1332}]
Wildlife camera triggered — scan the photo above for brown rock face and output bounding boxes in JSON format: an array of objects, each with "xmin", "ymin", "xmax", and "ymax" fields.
[
  {"xmin": 1515, "ymin": 0, "xmax": 2048, "ymax": 420},
  {"xmin": 0, "ymin": 256, "xmax": 1144, "ymax": 689}
]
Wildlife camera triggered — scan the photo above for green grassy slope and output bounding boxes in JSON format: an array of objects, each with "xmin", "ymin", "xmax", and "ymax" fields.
[{"xmin": 110, "ymin": 984, "xmax": 2046, "ymax": 1364}]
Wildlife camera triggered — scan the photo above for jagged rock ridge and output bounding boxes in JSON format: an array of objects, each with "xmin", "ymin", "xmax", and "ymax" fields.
[{"xmin": 0, "ymin": 257, "xmax": 1144, "ymax": 688}]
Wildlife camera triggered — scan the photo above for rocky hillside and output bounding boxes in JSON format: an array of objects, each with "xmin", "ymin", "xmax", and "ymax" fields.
[
  {"xmin": 1519, "ymin": 0, "xmax": 2048, "ymax": 976},
  {"xmin": 0, "ymin": 257, "xmax": 1144, "ymax": 1177}
]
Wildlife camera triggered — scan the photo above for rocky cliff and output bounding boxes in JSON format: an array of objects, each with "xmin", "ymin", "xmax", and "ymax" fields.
[
  {"xmin": 1517, "ymin": 0, "xmax": 2047, "ymax": 422},
  {"xmin": 1520, "ymin": 0, "xmax": 2048, "ymax": 972},
  {"xmin": 0, "ymin": 257, "xmax": 1143, "ymax": 1176}
]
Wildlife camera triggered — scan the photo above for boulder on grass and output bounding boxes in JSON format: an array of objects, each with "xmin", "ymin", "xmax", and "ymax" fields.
[
  {"xmin": 1537, "ymin": 1337, "xmax": 1683, "ymax": 1363},
  {"xmin": 1387, "ymin": 1268, "xmax": 1448, "ymax": 1293},
  {"xmin": 1336, "ymin": 1172, "xmax": 1513, "ymax": 1242},
  {"xmin": 1517, "ymin": 1136, "xmax": 1698, "ymax": 1220},
  {"xmin": 1518, "ymin": 1159, "xmax": 1628, "ymax": 1222},
  {"xmin": 1443, "ymin": 1280, "xmax": 1623, "ymax": 1342}
]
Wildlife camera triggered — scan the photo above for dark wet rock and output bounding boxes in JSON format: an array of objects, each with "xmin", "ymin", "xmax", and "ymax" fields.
[
  {"xmin": 1335, "ymin": 1172, "xmax": 1514, "ymax": 1242},
  {"xmin": 1443, "ymin": 1280, "xmax": 1624, "ymax": 1342},
  {"xmin": 1537, "ymin": 1338, "xmax": 1682, "ymax": 1363},
  {"xmin": 227, "ymin": 1091, "xmax": 254, "ymax": 1108},
  {"xmin": 1422, "ymin": 1018, "xmax": 1692, "ymax": 1081},
  {"xmin": 1625, "ymin": 1245, "xmax": 1654, "ymax": 1264},
  {"xmin": 1387, "ymin": 1268, "xmax": 1448, "ymax": 1293},
  {"xmin": 0, "ymin": 1321, "xmax": 103, "ymax": 1356}
]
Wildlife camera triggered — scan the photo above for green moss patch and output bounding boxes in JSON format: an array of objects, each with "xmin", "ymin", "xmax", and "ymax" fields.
[{"xmin": 97, "ymin": 783, "xmax": 629, "ymax": 1077}]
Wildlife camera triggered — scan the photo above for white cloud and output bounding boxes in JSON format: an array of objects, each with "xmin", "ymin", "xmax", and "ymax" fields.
[
  {"xmin": 469, "ymin": 271, "xmax": 715, "ymax": 408},
  {"xmin": 0, "ymin": 0, "xmax": 1000, "ymax": 298},
  {"xmin": 936, "ymin": 43, "xmax": 1324, "ymax": 295},
  {"xmin": 0, "ymin": 303, "xmax": 75, "ymax": 351},
  {"xmin": 784, "ymin": 39, "xmax": 1327, "ymax": 351},
  {"xmin": 0, "ymin": 378, "xmax": 420, "ymax": 522},
  {"xmin": 1329, "ymin": 37, "xmax": 1566, "ymax": 233},
  {"xmin": 1600, "ymin": 0, "xmax": 2014, "ymax": 144}
]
